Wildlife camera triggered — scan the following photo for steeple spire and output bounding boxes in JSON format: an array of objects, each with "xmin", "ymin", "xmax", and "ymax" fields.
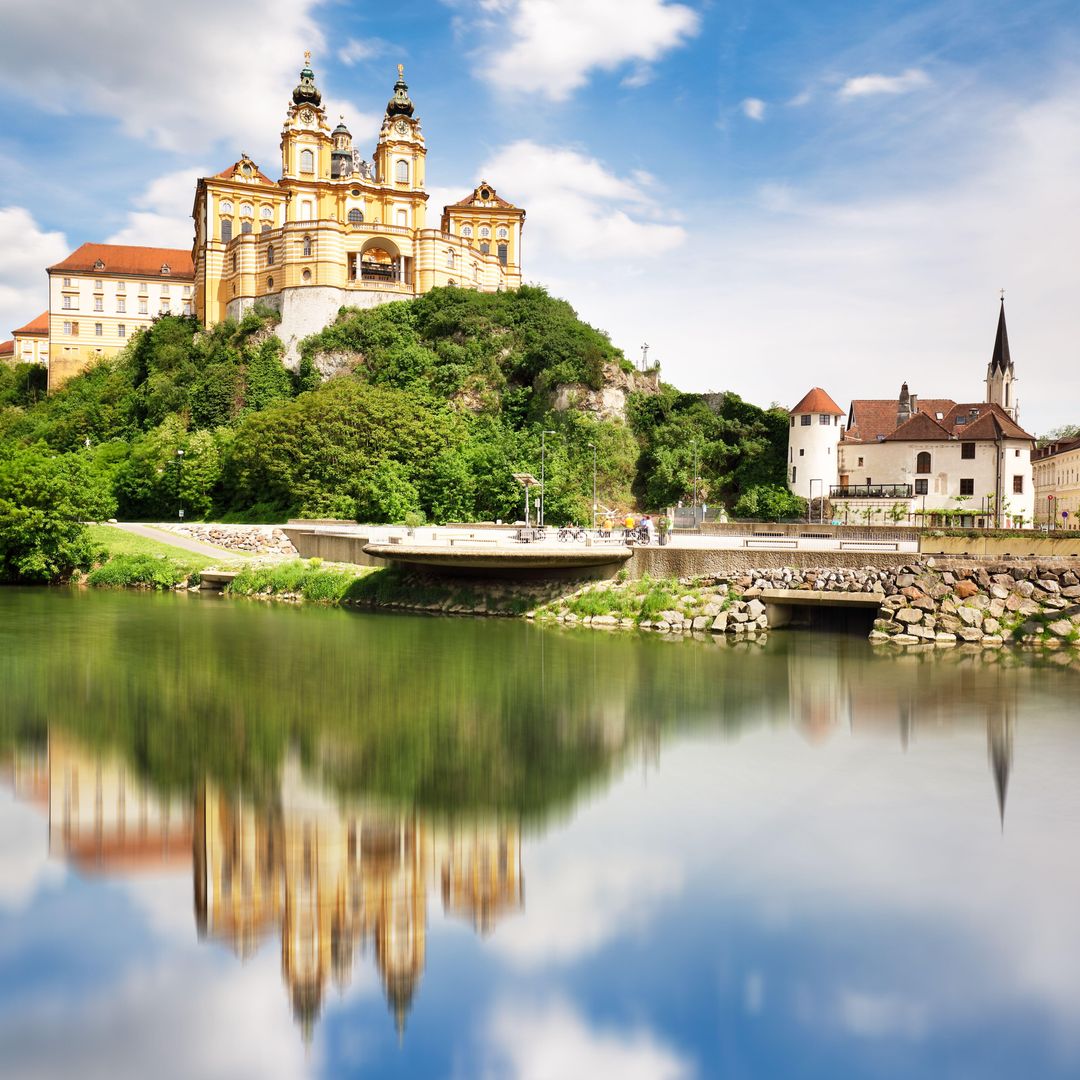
[
  {"xmin": 292, "ymin": 53, "xmax": 322, "ymax": 106},
  {"xmin": 990, "ymin": 294, "xmax": 1013, "ymax": 374},
  {"xmin": 386, "ymin": 63, "xmax": 415, "ymax": 117}
]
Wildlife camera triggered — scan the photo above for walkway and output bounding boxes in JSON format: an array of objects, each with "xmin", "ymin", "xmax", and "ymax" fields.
[{"xmin": 108, "ymin": 522, "xmax": 245, "ymax": 560}]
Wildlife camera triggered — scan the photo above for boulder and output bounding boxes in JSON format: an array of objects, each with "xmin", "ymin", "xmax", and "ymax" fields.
[
  {"xmin": 895, "ymin": 609, "xmax": 923, "ymax": 625},
  {"xmin": 711, "ymin": 612, "xmax": 729, "ymax": 633},
  {"xmin": 955, "ymin": 581, "xmax": 980, "ymax": 599},
  {"xmin": 692, "ymin": 616, "xmax": 710, "ymax": 631},
  {"xmin": 957, "ymin": 607, "xmax": 983, "ymax": 627},
  {"xmin": 746, "ymin": 598, "xmax": 766, "ymax": 620},
  {"xmin": 958, "ymin": 627, "xmax": 984, "ymax": 642}
]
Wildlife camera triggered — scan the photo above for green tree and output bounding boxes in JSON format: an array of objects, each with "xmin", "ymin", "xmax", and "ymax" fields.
[{"xmin": 0, "ymin": 445, "xmax": 115, "ymax": 582}]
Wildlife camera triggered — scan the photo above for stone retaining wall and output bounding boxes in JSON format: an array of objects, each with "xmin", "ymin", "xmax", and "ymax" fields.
[{"xmin": 158, "ymin": 524, "xmax": 297, "ymax": 556}]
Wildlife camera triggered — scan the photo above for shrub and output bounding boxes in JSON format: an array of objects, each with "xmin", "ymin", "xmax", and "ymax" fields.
[{"xmin": 86, "ymin": 553, "xmax": 191, "ymax": 589}]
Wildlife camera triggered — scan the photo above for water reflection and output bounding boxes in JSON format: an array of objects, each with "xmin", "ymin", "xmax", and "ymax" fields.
[
  {"xmin": 4, "ymin": 732, "xmax": 524, "ymax": 1041},
  {"xmin": 1, "ymin": 590, "xmax": 1079, "ymax": 1077}
]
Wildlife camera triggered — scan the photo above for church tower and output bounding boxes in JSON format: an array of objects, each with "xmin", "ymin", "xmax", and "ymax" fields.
[
  {"xmin": 374, "ymin": 65, "xmax": 427, "ymax": 227},
  {"xmin": 985, "ymin": 296, "xmax": 1018, "ymax": 421},
  {"xmin": 281, "ymin": 54, "xmax": 331, "ymax": 183}
]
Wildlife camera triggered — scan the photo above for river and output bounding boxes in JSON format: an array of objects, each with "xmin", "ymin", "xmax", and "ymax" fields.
[{"xmin": 1, "ymin": 587, "xmax": 1078, "ymax": 1079}]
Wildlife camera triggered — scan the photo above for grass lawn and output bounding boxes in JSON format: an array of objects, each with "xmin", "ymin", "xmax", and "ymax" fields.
[{"xmin": 87, "ymin": 524, "xmax": 226, "ymax": 572}]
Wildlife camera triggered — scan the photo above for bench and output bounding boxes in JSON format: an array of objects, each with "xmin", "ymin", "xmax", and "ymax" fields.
[
  {"xmin": 745, "ymin": 538, "xmax": 799, "ymax": 549},
  {"xmin": 450, "ymin": 537, "xmax": 498, "ymax": 547},
  {"xmin": 839, "ymin": 540, "xmax": 899, "ymax": 551}
]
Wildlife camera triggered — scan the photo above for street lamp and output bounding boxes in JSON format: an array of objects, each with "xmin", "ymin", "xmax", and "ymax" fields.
[
  {"xmin": 587, "ymin": 442, "xmax": 597, "ymax": 527},
  {"xmin": 540, "ymin": 430, "xmax": 555, "ymax": 528},
  {"xmin": 692, "ymin": 443, "xmax": 699, "ymax": 526},
  {"xmin": 176, "ymin": 448, "xmax": 185, "ymax": 520}
]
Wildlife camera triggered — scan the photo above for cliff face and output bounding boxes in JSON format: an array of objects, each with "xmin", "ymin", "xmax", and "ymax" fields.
[{"xmin": 551, "ymin": 363, "xmax": 661, "ymax": 423}]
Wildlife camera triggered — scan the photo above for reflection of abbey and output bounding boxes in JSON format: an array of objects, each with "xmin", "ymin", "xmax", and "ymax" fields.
[
  {"xmin": 194, "ymin": 57, "xmax": 525, "ymax": 362},
  {"xmin": 787, "ymin": 301, "xmax": 1039, "ymax": 527},
  {"xmin": 3, "ymin": 735, "xmax": 522, "ymax": 1041},
  {"xmin": 8, "ymin": 57, "xmax": 525, "ymax": 389}
]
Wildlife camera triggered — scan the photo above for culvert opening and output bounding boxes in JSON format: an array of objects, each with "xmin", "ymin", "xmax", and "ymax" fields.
[{"xmin": 775, "ymin": 603, "xmax": 879, "ymax": 636}]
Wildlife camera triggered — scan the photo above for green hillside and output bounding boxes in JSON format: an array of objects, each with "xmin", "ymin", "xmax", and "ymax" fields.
[{"xmin": 0, "ymin": 285, "xmax": 795, "ymax": 581}]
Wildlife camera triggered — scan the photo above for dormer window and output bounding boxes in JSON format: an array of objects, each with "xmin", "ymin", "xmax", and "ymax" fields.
[
  {"xmin": 160, "ymin": 263, "xmax": 171, "ymax": 275},
  {"xmin": 93, "ymin": 259, "xmax": 105, "ymax": 271},
  {"xmin": 480, "ymin": 187, "xmax": 491, "ymax": 200}
]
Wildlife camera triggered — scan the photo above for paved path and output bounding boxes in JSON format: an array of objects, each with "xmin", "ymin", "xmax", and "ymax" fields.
[{"xmin": 107, "ymin": 522, "xmax": 245, "ymax": 560}]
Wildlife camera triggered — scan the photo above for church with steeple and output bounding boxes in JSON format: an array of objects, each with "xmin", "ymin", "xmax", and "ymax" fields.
[
  {"xmin": 191, "ymin": 56, "xmax": 526, "ymax": 362},
  {"xmin": 787, "ymin": 298, "xmax": 1037, "ymax": 527}
]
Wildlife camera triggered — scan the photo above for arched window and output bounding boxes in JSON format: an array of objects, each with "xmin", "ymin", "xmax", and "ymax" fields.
[
  {"xmin": 241, "ymin": 220, "xmax": 252, "ymax": 234},
  {"xmin": 260, "ymin": 223, "xmax": 271, "ymax": 234},
  {"xmin": 396, "ymin": 208, "xmax": 408, "ymax": 227},
  {"xmin": 498, "ymin": 243, "xmax": 508, "ymax": 266},
  {"xmin": 395, "ymin": 159, "xmax": 409, "ymax": 183},
  {"xmin": 300, "ymin": 200, "xmax": 313, "ymax": 221},
  {"xmin": 260, "ymin": 206, "xmax": 273, "ymax": 219},
  {"xmin": 300, "ymin": 148, "xmax": 314, "ymax": 174},
  {"xmin": 479, "ymin": 225, "xmax": 491, "ymax": 239},
  {"xmin": 266, "ymin": 245, "xmax": 275, "ymax": 266},
  {"xmin": 479, "ymin": 241, "xmax": 490, "ymax": 254},
  {"xmin": 220, "ymin": 200, "xmax": 234, "ymax": 214},
  {"xmin": 496, "ymin": 226, "xmax": 509, "ymax": 240},
  {"xmin": 221, "ymin": 218, "xmax": 233, "ymax": 242},
  {"xmin": 461, "ymin": 225, "xmax": 473, "ymax": 238},
  {"xmin": 916, "ymin": 451, "xmax": 931, "ymax": 474},
  {"xmin": 348, "ymin": 208, "xmax": 364, "ymax": 223},
  {"xmin": 240, "ymin": 202, "xmax": 254, "ymax": 217},
  {"xmin": 448, "ymin": 279, "xmax": 456, "ymax": 286},
  {"xmin": 446, "ymin": 250, "xmax": 455, "ymax": 268},
  {"xmin": 302, "ymin": 236, "xmax": 312, "ymax": 257},
  {"xmin": 267, "ymin": 277, "xmax": 273, "ymax": 290}
]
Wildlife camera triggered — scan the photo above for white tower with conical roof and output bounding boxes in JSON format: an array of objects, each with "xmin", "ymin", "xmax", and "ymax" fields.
[{"xmin": 787, "ymin": 387, "xmax": 845, "ymax": 500}]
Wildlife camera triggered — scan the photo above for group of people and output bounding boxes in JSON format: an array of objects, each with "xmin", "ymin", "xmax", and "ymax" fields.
[{"xmin": 595, "ymin": 513, "xmax": 668, "ymax": 543}]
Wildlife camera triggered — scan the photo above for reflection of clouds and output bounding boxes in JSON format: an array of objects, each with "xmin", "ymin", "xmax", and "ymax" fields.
[
  {"xmin": 835, "ymin": 990, "xmax": 928, "ymax": 1040},
  {"xmin": 0, "ymin": 951, "xmax": 314, "ymax": 1080},
  {"xmin": 491, "ymin": 849, "xmax": 682, "ymax": 967},
  {"xmin": 481, "ymin": 997, "xmax": 694, "ymax": 1080},
  {"xmin": 0, "ymin": 790, "xmax": 62, "ymax": 909}
]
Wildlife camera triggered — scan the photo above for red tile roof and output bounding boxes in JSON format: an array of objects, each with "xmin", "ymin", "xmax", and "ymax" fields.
[
  {"xmin": 13, "ymin": 310, "xmax": 48, "ymax": 336},
  {"xmin": 213, "ymin": 158, "xmax": 277, "ymax": 185},
  {"xmin": 448, "ymin": 181, "xmax": 519, "ymax": 209},
  {"xmin": 884, "ymin": 411, "xmax": 954, "ymax": 441},
  {"xmin": 48, "ymin": 243, "xmax": 194, "ymax": 279},
  {"xmin": 790, "ymin": 387, "xmax": 844, "ymax": 415},
  {"xmin": 1034, "ymin": 436, "xmax": 1080, "ymax": 460},
  {"xmin": 845, "ymin": 398, "xmax": 956, "ymax": 443},
  {"xmin": 948, "ymin": 403, "xmax": 1034, "ymax": 441},
  {"xmin": 0, "ymin": 339, "xmax": 14, "ymax": 356}
]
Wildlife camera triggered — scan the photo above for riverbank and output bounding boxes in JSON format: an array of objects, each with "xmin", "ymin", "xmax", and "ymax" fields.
[{"xmin": 77, "ymin": 543, "xmax": 1080, "ymax": 651}]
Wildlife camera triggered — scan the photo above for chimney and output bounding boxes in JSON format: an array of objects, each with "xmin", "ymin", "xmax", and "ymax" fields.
[
  {"xmin": 910, "ymin": 393, "xmax": 918, "ymax": 413},
  {"xmin": 896, "ymin": 382, "xmax": 911, "ymax": 428}
]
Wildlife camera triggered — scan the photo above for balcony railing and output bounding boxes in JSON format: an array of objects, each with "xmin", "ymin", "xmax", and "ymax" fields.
[{"xmin": 830, "ymin": 484, "xmax": 913, "ymax": 500}]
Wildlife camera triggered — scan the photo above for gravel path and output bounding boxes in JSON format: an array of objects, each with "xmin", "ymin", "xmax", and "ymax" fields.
[{"xmin": 108, "ymin": 523, "xmax": 245, "ymax": 559}]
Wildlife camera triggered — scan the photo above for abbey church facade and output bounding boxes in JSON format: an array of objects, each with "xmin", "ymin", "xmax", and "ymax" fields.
[{"xmin": 192, "ymin": 58, "xmax": 526, "ymax": 361}]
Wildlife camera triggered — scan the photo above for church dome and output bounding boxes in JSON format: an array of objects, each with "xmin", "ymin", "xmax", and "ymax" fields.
[
  {"xmin": 292, "ymin": 58, "xmax": 322, "ymax": 106},
  {"xmin": 386, "ymin": 65, "xmax": 414, "ymax": 117}
]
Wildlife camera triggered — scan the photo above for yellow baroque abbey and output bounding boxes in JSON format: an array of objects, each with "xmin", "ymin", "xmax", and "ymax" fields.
[{"xmin": 193, "ymin": 57, "xmax": 526, "ymax": 361}]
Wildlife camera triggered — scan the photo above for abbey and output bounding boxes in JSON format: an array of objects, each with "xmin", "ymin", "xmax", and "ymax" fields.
[
  {"xmin": 788, "ymin": 300, "xmax": 1037, "ymax": 528},
  {"xmin": 192, "ymin": 58, "xmax": 526, "ymax": 363}
]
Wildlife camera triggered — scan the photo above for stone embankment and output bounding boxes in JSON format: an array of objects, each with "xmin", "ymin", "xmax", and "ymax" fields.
[
  {"xmin": 867, "ymin": 563, "xmax": 1080, "ymax": 647},
  {"xmin": 157, "ymin": 524, "xmax": 297, "ymax": 557},
  {"xmin": 538, "ymin": 561, "xmax": 1080, "ymax": 649}
]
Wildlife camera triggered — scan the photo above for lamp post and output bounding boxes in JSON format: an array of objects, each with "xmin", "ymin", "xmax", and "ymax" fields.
[
  {"xmin": 587, "ymin": 442, "xmax": 597, "ymax": 527},
  {"xmin": 176, "ymin": 448, "xmax": 185, "ymax": 521},
  {"xmin": 540, "ymin": 430, "xmax": 555, "ymax": 528},
  {"xmin": 692, "ymin": 443, "xmax": 699, "ymax": 526}
]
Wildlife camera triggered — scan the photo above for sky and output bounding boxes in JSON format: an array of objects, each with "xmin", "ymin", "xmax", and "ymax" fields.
[{"xmin": 1, "ymin": 0, "xmax": 1078, "ymax": 433}]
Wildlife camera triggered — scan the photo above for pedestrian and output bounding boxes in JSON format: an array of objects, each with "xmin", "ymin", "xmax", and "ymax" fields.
[{"xmin": 644, "ymin": 515, "xmax": 655, "ymax": 543}]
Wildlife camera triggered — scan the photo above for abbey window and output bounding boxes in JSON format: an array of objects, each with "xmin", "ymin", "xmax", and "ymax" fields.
[
  {"xmin": 300, "ymin": 149, "xmax": 314, "ymax": 174},
  {"xmin": 395, "ymin": 159, "xmax": 409, "ymax": 183}
]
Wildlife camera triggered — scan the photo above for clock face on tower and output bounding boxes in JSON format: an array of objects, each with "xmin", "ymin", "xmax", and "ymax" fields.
[
  {"xmin": 395, "ymin": 119, "xmax": 409, "ymax": 136},
  {"xmin": 300, "ymin": 108, "xmax": 314, "ymax": 123}
]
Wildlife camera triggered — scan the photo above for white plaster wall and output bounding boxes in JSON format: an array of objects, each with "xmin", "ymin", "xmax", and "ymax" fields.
[
  {"xmin": 837, "ymin": 438, "xmax": 1034, "ymax": 523},
  {"xmin": 787, "ymin": 413, "xmax": 842, "ymax": 499}
]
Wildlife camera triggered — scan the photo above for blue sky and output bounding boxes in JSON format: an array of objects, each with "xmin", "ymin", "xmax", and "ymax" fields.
[{"xmin": 2, "ymin": 0, "xmax": 1079, "ymax": 432}]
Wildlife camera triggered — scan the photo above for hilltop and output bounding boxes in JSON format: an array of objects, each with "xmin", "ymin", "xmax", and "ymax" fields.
[{"xmin": 0, "ymin": 286, "xmax": 793, "ymax": 534}]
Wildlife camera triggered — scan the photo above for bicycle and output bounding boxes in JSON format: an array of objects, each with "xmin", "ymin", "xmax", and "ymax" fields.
[{"xmin": 558, "ymin": 525, "xmax": 588, "ymax": 543}]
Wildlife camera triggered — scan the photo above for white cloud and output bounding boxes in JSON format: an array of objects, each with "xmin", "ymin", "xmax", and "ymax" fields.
[
  {"xmin": 839, "ymin": 68, "xmax": 931, "ymax": 100},
  {"xmin": 742, "ymin": 97, "xmax": 767, "ymax": 121},
  {"xmin": 0, "ymin": 789, "xmax": 64, "ymax": 908},
  {"xmin": 0, "ymin": 207, "xmax": 67, "ymax": 340},
  {"xmin": 469, "ymin": 0, "xmax": 701, "ymax": 101},
  {"xmin": 482, "ymin": 998, "xmax": 694, "ymax": 1080},
  {"xmin": 106, "ymin": 167, "xmax": 207, "ymax": 249},
  {"xmin": 338, "ymin": 37, "xmax": 392, "ymax": 66},
  {"xmin": 491, "ymin": 850, "xmax": 683, "ymax": 966},
  {"xmin": 0, "ymin": 951, "xmax": 313, "ymax": 1080},
  {"xmin": 474, "ymin": 140, "xmax": 686, "ymax": 264},
  {"xmin": 0, "ymin": 2, "xmax": 371, "ymax": 160}
]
